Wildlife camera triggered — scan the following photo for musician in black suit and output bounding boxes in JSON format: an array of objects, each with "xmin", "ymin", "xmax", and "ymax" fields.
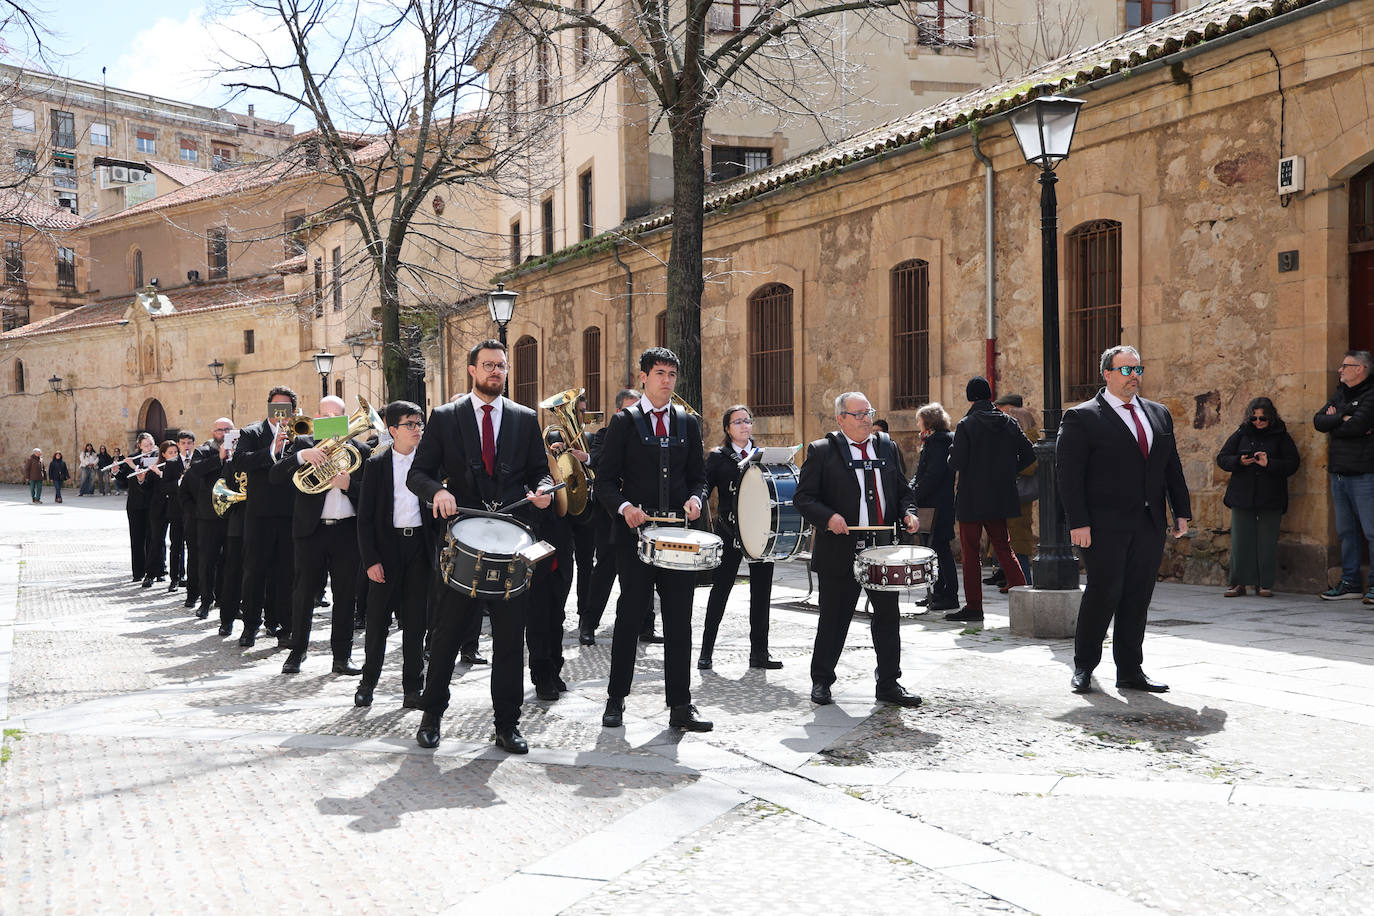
[
  {"xmin": 228, "ymin": 387, "xmax": 299, "ymax": 647},
  {"xmin": 355, "ymin": 400, "xmax": 432, "ymax": 708},
  {"xmin": 114, "ymin": 432, "xmax": 158, "ymax": 583},
  {"xmin": 794, "ymin": 392, "xmax": 923, "ymax": 708},
  {"xmin": 578, "ymin": 388, "xmax": 640, "ymax": 645},
  {"xmin": 184, "ymin": 419, "xmax": 233, "ymax": 620},
  {"xmin": 271, "ymin": 396, "xmax": 368, "ymax": 675},
  {"xmin": 1059, "ymin": 345, "xmax": 1191, "ymax": 694},
  {"xmin": 175, "ymin": 432, "xmax": 199, "ymax": 607},
  {"xmin": 528, "ymin": 428, "xmax": 576, "ymax": 701},
  {"xmin": 407, "ymin": 338, "xmax": 554, "ymax": 755},
  {"xmin": 596, "ymin": 348, "xmax": 712, "ymax": 732},
  {"xmin": 143, "ymin": 440, "xmax": 183, "ymax": 587},
  {"xmin": 699, "ymin": 404, "xmax": 781, "ymax": 671}
]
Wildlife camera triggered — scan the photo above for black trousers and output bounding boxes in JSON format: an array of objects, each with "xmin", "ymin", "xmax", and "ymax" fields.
[
  {"xmin": 1073, "ymin": 508, "xmax": 1166, "ymax": 674},
  {"xmin": 701, "ymin": 543, "xmax": 774, "ymax": 659},
  {"xmin": 608, "ymin": 538, "xmax": 695, "ymax": 707},
  {"xmin": 167, "ymin": 513, "xmax": 186, "ymax": 582},
  {"xmin": 580, "ymin": 513, "xmax": 618, "ymax": 632},
  {"xmin": 360, "ymin": 531, "xmax": 428, "ymax": 692},
  {"xmin": 290, "ymin": 520, "xmax": 358, "ymax": 661},
  {"xmin": 425, "ymin": 567, "xmax": 480, "ymax": 654},
  {"xmin": 196, "ymin": 518, "xmax": 226, "ymax": 607},
  {"xmin": 571, "ymin": 520, "xmax": 595, "ymax": 617},
  {"xmin": 421, "ymin": 583, "xmax": 525, "ymax": 731},
  {"xmin": 182, "ymin": 515, "xmax": 199, "ymax": 598},
  {"xmin": 811, "ymin": 572, "xmax": 903, "ymax": 690},
  {"xmin": 127, "ymin": 507, "xmax": 149, "ymax": 581},
  {"xmin": 528, "ymin": 564, "xmax": 572, "ymax": 685},
  {"xmin": 240, "ymin": 516, "xmax": 293, "ymax": 634},
  {"xmin": 146, "ymin": 506, "xmax": 170, "ymax": 577},
  {"xmin": 218, "ymin": 535, "xmax": 243, "ymax": 628}
]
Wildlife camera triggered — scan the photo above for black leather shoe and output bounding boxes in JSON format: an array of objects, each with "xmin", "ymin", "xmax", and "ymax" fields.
[
  {"xmin": 167, "ymin": 578, "xmax": 180, "ymax": 592},
  {"xmin": 332, "ymin": 658, "xmax": 362, "ymax": 676},
  {"xmin": 183, "ymin": 594, "xmax": 197, "ymax": 609},
  {"xmin": 218, "ymin": 624, "xmax": 233, "ymax": 636},
  {"xmin": 494, "ymin": 728, "xmax": 529, "ymax": 754},
  {"xmin": 276, "ymin": 635, "xmax": 295, "ymax": 650},
  {"xmin": 1116, "ymin": 671, "xmax": 1169, "ymax": 692},
  {"xmin": 579, "ymin": 628, "xmax": 596, "ymax": 646},
  {"xmin": 929, "ymin": 598, "xmax": 960, "ymax": 612},
  {"xmin": 668, "ymin": 704, "xmax": 713, "ymax": 732},
  {"xmin": 238, "ymin": 632, "xmax": 256, "ymax": 648},
  {"xmin": 983, "ymin": 571, "xmax": 1006, "ymax": 586},
  {"xmin": 749, "ymin": 656, "xmax": 784, "ymax": 670},
  {"xmin": 460, "ymin": 652, "xmax": 488, "ymax": 666},
  {"xmin": 944, "ymin": 607, "xmax": 984, "ymax": 623},
  {"xmin": 556, "ymin": 677, "xmax": 568, "ymax": 692},
  {"xmin": 534, "ymin": 681, "xmax": 559, "ymax": 701},
  {"xmin": 915, "ymin": 595, "xmax": 930, "ymax": 607},
  {"xmin": 141, "ymin": 576, "xmax": 153, "ymax": 589},
  {"xmin": 639, "ymin": 631, "xmax": 664, "ymax": 644},
  {"xmin": 195, "ymin": 606, "xmax": 210, "ymax": 620},
  {"xmin": 1070, "ymin": 669, "xmax": 1094, "ymax": 693},
  {"xmin": 281, "ymin": 649, "xmax": 305, "ymax": 674},
  {"xmin": 354, "ymin": 681, "xmax": 375, "ymax": 707},
  {"xmin": 810, "ymin": 683, "xmax": 834, "ymax": 705},
  {"xmin": 697, "ymin": 655, "xmax": 713, "ymax": 670},
  {"xmin": 416, "ymin": 713, "xmax": 441, "ymax": 748},
  {"xmin": 402, "ymin": 692, "xmax": 424, "ymax": 709},
  {"xmin": 602, "ymin": 697, "xmax": 625, "ymax": 728},
  {"xmin": 875, "ymin": 684, "xmax": 922, "ymax": 708}
]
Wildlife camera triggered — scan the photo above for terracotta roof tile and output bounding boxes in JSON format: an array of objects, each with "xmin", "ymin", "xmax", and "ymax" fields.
[
  {"xmin": 0, "ymin": 190, "xmax": 83, "ymax": 230},
  {"xmin": 153, "ymin": 162, "xmax": 216, "ymax": 187}
]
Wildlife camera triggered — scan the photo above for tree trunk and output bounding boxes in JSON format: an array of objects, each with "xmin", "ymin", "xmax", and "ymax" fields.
[
  {"xmin": 379, "ymin": 261, "xmax": 410, "ymax": 400},
  {"xmin": 665, "ymin": 108, "xmax": 706, "ymax": 412}
]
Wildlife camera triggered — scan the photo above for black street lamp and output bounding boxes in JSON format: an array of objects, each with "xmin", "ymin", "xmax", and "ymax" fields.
[
  {"xmin": 209, "ymin": 358, "xmax": 237, "ymax": 421},
  {"xmin": 49, "ymin": 374, "xmax": 78, "ymax": 461},
  {"xmin": 487, "ymin": 282, "xmax": 518, "ymax": 348},
  {"xmin": 313, "ymin": 347, "xmax": 336, "ymax": 399},
  {"xmin": 1009, "ymin": 93, "xmax": 1085, "ymax": 591}
]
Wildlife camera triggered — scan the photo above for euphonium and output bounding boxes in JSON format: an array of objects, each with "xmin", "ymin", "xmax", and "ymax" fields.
[
  {"xmin": 670, "ymin": 391, "xmax": 699, "ymax": 417},
  {"xmin": 291, "ymin": 396, "xmax": 387, "ymax": 495},
  {"xmin": 211, "ymin": 471, "xmax": 248, "ymax": 517},
  {"xmin": 538, "ymin": 387, "xmax": 593, "ymax": 517}
]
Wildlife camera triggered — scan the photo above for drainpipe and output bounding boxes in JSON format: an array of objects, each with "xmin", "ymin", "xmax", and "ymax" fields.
[
  {"xmin": 971, "ymin": 131, "xmax": 996, "ymax": 395},
  {"xmin": 611, "ymin": 241, "xmax": 634, "ymax": 386}
]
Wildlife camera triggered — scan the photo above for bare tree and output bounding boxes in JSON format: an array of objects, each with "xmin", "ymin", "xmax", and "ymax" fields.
[{"xmin": 983, "ymin": 0, "xmax": 1093, "ymax": 81}]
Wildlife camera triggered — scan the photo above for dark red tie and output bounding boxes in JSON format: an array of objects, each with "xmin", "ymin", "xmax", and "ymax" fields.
[
  {"xmin": 481, "ymin": 404, "xmax": 496, "ymax": 476},
  {"xmin": 653, "ymin": 408, "xmax": 667, "ymax": 437},
  {"xmin": 740, "ymin": 448, "xmax": 749, "ymax": 461},
  {"xmin": 1124, "ymin": 403, "xmax": 1149, "ymax": 459},
  {"xmin": 856, "ymin": 441, "xmax": 883, "ymax": 525}
]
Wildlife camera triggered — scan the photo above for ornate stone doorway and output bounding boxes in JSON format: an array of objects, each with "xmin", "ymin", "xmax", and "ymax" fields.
[{"xmin": 140, "ymin": 398, "xmax": 168, "ymax": 442}]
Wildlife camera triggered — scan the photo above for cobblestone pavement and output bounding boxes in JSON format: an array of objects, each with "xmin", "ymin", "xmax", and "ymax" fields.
[{"xmin": 3, "ymin": 484, "xmax": 1374, "ymax": 914}]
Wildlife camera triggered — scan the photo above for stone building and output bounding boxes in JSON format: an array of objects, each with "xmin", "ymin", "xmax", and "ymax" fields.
[
  {"xmin": 444, "ymin": 0, "xmax": 1374, "ymax": 590},
  {"xmin": 0, "ymin": 193, "xmax": 83, "ymax": 331}
]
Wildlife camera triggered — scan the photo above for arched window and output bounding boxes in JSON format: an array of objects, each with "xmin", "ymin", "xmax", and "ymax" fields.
[
  {"xmin": 1066, "ymin": 220, "xmax": 1122, "ymax": 403},
  {"xmin": 13, "ymin": 359, "xmax": 24, "ymax": 393},
  {"xmin": 513, "ymin": 335, "xmax": 538, "ymax": 409},
  {"xmin": 132, "ymin": 249, "xmax": 144, "ymax": 289},
  {"xmin": 748, "ymin": 283, "xmax": 794, "ymax": 416},
  {"xmin": 890, "ymin": 260, "xmax": 930, "ymax": 410},
  {"xmin": 582, "ymin": 326, "xmax": 602, "ymax": 412}
]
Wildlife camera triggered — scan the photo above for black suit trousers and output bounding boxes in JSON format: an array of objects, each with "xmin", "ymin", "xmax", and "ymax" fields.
[
  {"xmin": 146, "ymin": 505, "xmax": 170, "ymax": 578},
  {"xmin": 608, "ymin": 538, "xmax": 694, "ymax": 707},
  {"xmin": 182, "ymin": 517, "xmax": 199, "ymax": 597},
  {"xmin": 580, "ymin": 512, "xmax": 619, "ymax": 631},
  {"xmin": 240, "ymin": 517, "xmax": 293, "ymax": 633},
  {"xmin": 572, "ymin": 521, "xmax": 595, "ymax": 616},
  {"xmin": 701, "ymin": 544, "xmax": 774, "ymax": 658},
  {"xmin": 811, "ymin": 572, "xmax": 903, "ymax": 690},
  {"xmin": 196, "ymin": 518, "xmax": 225, "ymax": 607},
  {"xmin": 528, "ymin": 564, "xmax": 571, "ymax": 684},
  {"xmin": 126, "ymin": 506, "xmax": 148, "ymax": 581},
  {"xmin": 218, "ymin": 534, "xmax": 243, "ymax": 628},
  {"xmin": 422, "ymin": 585, "xmax": 525, "ymax": 731},
  {"xmin": 361, "ymin": 532, "xmax": 428, "ymax": 692},
  {"xmin": 290, "ymin": 520, "xmax": 358, "ymax": 660},
  {"xmin": 1073, "ymin": 508, "xmax": 1165, "ymax": 673}
]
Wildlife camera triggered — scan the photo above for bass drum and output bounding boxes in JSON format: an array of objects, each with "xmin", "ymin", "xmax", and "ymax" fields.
[{"xmin": 733, "ymin": 463, "xmax": 811, "ymax": 561}]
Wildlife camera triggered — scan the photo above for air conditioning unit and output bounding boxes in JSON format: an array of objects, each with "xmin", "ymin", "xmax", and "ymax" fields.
[
  {"xmin": 110, "ymin": 166, "xmax": 130, "ymax": 182},
  {"xmin": 1277, "ymin": 155, "xmax": 1305, "ymax": 194},
  {"xmin": 127, "ymin": 168, "xmax": 146, "ymax": 182}
]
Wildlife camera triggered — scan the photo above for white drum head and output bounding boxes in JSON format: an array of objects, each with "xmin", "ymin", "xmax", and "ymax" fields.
[
  {"xmin": 862, "ymin": 545, "xmax": 936, "ymax": 565},
  {"xmin": 451, "ymin": 516, "xmax": 535, "ymax": 553},
  {"xmin": 736, "ymin": 465, "xmax": 772, "ymax": 556}
]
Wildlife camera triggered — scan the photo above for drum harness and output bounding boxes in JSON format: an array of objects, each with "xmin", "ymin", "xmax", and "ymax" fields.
[
  {"xmin": 826, "ymin": 430, "xmax": 898, "ymax": 552},
  {"xmin": 628, "ymin": 402, "xmax": 689, "ymax": 518}
]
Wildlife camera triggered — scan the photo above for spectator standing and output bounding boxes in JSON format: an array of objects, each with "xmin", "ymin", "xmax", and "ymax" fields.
[
  {"xmin": 78, "ymin": 444, "xmax": 98, "ymax": 496},
  {"xmin": 48, "ymin": 452, "xmax": 70, "ymax": 503},
  {"xmin": 1313, "ymin": 350, "xmax": 1374, "ymax": 602},
  {"xmin": 1003, "ymin": 404, "xmax": 1040, "ymax": 588},
  {"xmin": 1216, "ymin": 397, "xmax": 1301, "ymax": 597},
  {"xmin": 97, "ymin": 446, "xmax": 114, "ymax": 495},
  {"xmin": 112, "ymin": 447, "xmax": 128, "ymax": 493},
  {"xmin": 910, "ymin": 403, "xmax": 958, "ymax": 612},
  {"xmin": 946, "ymin": 377, "xmax": 1035, "ymax": 623},
  {"xmin": 24, "ymin": 448, "xmax": 45, "ymax": 503}
]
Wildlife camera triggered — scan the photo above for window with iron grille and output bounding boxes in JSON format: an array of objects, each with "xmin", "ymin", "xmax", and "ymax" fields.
[
  {"xmin": 313, "ymin": 257, "xmax": 324, "ymax": 317},
  {"xmin": 53, "ymin": 154, "xmax": 76, "ymax": 189},
  {"xmin": 1065, "ymin": 220, "xmax": 1123, "ymax": 403},
  {"xmin": 514, "ymin": 335, "xmax": 538, "ymax": 409},
  {"xmin": 655, "ymin": 310, "xmax": 667, "ymax": 347},
  {"xmin": 710, "ymin": 146, "xmax": 772, "ymax": 182},
  {"xmin": 4, "ymin": 241, "xmax": 24, "ymax": 285},
  {"xmin": 890, "ymin": 260, "xmax": 930, "ymax": 409},
  {"xmin": 579, "ymin": 170, "xmax": 593, "ymax": 241},
  {"xmin": 51, "ymin": 110, "xmax": 75, "ymax": 148},
  {"xmin": 511, "ymin": 219, "xmax": 522, "ymax": 266},
  {"xmin": 504, "ymin": 73, "xmax": 518, "ymax": 139},
  {"xmin": 243, "ymin": 329, "xmax": 255, "ymax": 354},
  {"xmin": 1350, "ymin": 163, "xmax": 1374, "ymax": 246},
  {"xmin": 208, "ymin": 228, "xmax": 229, "ymax": 280},
  {"xmin": 542, "ymin": 197, "xmax": 555, "ymax": 255},
  {"xmin": 916, "ymin": 0, "xmax": 974, "ymax": 47},
  {"xmin": 583, "ymin": 326, "xmax": 601, "ymax": 412},
  {"xmin": 748, "ymin": 283, "xmax": 794, "ymax": 416},
  {"xmin": 1126, "ymin": 0, "xmax": 1175, "ymax": 29},
  {"xmin": 56, "ymin": 247, "xmax": 75, "ymax": 289},
  {"xmin": 332, "ymin": 247, "xmax": 343, "ymax": 311},
  {"xmin": 536, "ymin": 40, "xmax": 551, "ymax": 106},
  {"xmin": 284, "ymin": 214, "xmax": 307, "ymax": 257},
  {"xmin": 708, "ymin": 0, "xmax": 762, "ymax": 32},
  {"xmin": 3, "ymin": 304, "xmax": 29, "ymax": 333}
]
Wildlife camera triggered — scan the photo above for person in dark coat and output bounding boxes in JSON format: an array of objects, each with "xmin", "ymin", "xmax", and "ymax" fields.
[
  {"xmin": 47, "ymin": 451, "xmax": 69, "ymax": 503},
  {"xmin": 1216, "ymin": 397, "xmax": 1301, "ymax": 597},
  {"xmin": 910, "ymin": 403, "xmax": 958, "ymax": 613},
  {"xmin": 24, "ymin": 448, "xmax": 45, "ymax": 503},
  {"xmin": 143, "ymin": 440, "xmax": 183, "ymax": 587},
  {"xmin": 1313, "ymin": 350, "xmax": 1374, "ymax": 602},
  {"xmin": 115, "ymin": 434, "xmax": 158, "ymax": 582},
  {"xmin": 96, "ymin": 445, "xmax": 114, "ymax": 495},
  {"xmin": 946, "ymin": 377, "xmax": 1035, "ymax": 623}
]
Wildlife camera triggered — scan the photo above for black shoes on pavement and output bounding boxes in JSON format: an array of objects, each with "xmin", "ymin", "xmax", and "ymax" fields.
[
  {"xmin": 332, "ymin": 658, "xmax": 362, "ymax": 676},
  {"xmin": 494, "ymin": 728, "xmax": 529, "ymax": 754},
  {"xmin": 944, "ymin": 607, "xmax": 984, "ymax": 623},
  {"xmin": 281, "ymin": 649, "xmax": 305, "ymax": 674},
  {"xmin": 1071, "ymin": 669, "xmax": 1093, "ymax": 693},
  {"xmin": 416, "ymin": 713, "xmax": 441, "ymax": 748},
  {"xmin": 810, "ymin": 683, "xmax": 834, "ymax": 705},
  {"xmin": 875, "ymin": 684, "xmax": 922, "ymax": 708},
  {"xmin": 602, "ymin": 697, "xmax": 625, "ymax": 728},
  {"xmin": 669, "ymin": 704, "xmax": 713, "ymax": 732},
  {"xmin": 1116, "ymin": 670, "xmax": 1169, "ymax": 692}
]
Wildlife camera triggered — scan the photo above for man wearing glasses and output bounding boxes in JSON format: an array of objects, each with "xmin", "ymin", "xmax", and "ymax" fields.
[
  {"xmin": 1313, "ymin": 350, "xmax": 1374, "ymax": 602},
  {"xmin": 1059, "ymin": 345, "xmax": 1191, "ymax": 695}
]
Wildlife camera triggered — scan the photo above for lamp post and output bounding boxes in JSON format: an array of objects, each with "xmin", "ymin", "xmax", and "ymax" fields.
[
  {"xmin": 1008, "ymin": 93, "xmax": 1085, "ymax": 591},
  {"xmin": 487, "ymin": 282, "xmax": 518, "ymax": 396},
  {"xmin": 313, "ymin": 347, "xmax": 336, "ymax": 399},
  {"xmin": 49, "ymin": 374, "xmax": 78, "ymax": 464},
  {"xmin": 209, "ymin": 358, "xmax": 237, "ymax": 421},
  {"xmin": 346, "ymin": 334, "xmax": 380, "ymax": 401}
]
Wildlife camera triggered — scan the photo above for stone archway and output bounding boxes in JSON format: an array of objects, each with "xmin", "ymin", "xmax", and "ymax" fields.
[{"xmin": 140, "ymin": 398, "xmax": 168, "ymax": 443}]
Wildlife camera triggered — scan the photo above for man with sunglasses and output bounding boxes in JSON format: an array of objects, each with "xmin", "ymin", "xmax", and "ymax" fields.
[
  {"xmin": 1059, "ymin": 345, "xmax": 1191, "ymax": 695},
  {"xmin": 1313, "ymin": 350, "xmax": 1374, "ymax": 602}
]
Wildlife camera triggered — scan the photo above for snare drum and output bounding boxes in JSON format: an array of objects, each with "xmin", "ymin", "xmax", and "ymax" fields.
[
  {"xmin": 733, "ymin": 463, "xmax": 812, "ymax": 561},
  {"xmin": 439, "ymin": 514, "xmax": 554, "ymax": 599},
  {"xmin": 854, "ymin": 545, "xmax": 938, "ymax": 591},
  {"xmin": 637, "ymin": 525, "xmax": 724, "ymax": 571}
]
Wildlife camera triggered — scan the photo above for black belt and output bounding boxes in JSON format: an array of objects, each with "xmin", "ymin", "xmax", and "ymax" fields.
[
  {"xmin": 395, "ymin": 526, "xmax": 419, "ymax": 537},
  {"xmin": 321, "ymin": 517, "xmax": 354, "ymax": 526}
]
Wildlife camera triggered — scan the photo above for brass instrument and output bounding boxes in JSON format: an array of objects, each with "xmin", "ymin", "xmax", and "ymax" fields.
[
  {"xmin": 212, "ymin": 471, "xmax": 248, "ymax": 517},
  {"xmin": 291, "ymin": 396, "xmax": 386, "ymax": 494},
  {"xmin": 288, "ymin": 411, "xmax": 314, "ymax": 437},
  {"xmin": 670, "ymin": 392, "xmax": 699, "ymax": 417},
  {"xmin": 539, "ymin": 387, "xmax": 594, "ymax": 517}
]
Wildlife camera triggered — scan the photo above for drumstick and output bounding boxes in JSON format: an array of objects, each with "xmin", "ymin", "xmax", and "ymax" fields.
[
  {"xmin": 847, "ymin": 525, "xmax": 896, "ymax": 531},
  {"xmin": 491, "ymin": 481, "xmax": 567, "ymax": 514},
  {"xmin": 642, "ymin": 515, "xmax": 685, "ymax": 523}
]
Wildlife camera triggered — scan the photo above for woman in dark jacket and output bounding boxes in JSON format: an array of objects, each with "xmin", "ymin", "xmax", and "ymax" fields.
[
  {"xmin": 911, "ymin": 403, "xmax": 958, "ymax": 612},
  {"xmin": 47, "ymin": 452, "xmax": 70, "ymax": 503},
  {"xmin": 142, "ymin": 440, "xmax": 183, "ymax": 588},
  {"xmin": 1216, "ymin": 397, "xmax": 1301, "ymax": 597},
  {"xmin": 96, "ymin": 445, "xmax": 113, "ymax": 495},
  {"xmin": 698, "ymin": 405, "xmax": 782, "ymax": 670}
]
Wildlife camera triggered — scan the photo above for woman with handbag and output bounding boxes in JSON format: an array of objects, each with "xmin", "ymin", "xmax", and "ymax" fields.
[
  {"xmin": 911, "ymin": 403, "xmax": 958, "ymax": 613},
  {"xmin": 1215, "ymin": 397, "xmax": 1300, "ymax": 597}
]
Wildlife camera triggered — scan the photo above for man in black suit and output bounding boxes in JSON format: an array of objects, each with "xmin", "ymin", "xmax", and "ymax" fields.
[
  {"xmin": 355, "ymin": 400, "xmax": 432, "ymax": 708},
  {"xmin": 272, "ymin": 395, "xmax": 368, "ymax": 675},
  {"xmin": 596, "ymin": 348, "xmax": 712, "ymax": 732},
  {"xmin": 228, "ymin": 386, "xmax": 299, "ymax": 647},
  {"xmin": 1058, "ymin": 345, "xmax": 1191, "ymax": 694},
  {"xmin": 579, "ymin": 388, "xmax": 640, "ymax": 645},
  {"xmin": 407, "ymin": 338, "xmax": 554, "ymax": 755},
  {"xmin": 184, "ymin": 419, "xmax": 233, "ymax": 620},
  {"xmin": 795, "ymin": 391, "xmax": 923, "ymax": 708},
  {"xmin": 115, "ymin": 433, "xmax": 158, "ymax": 583}
]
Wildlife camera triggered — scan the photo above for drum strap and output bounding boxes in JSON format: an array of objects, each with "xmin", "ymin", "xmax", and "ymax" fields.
[{"xmin": 631, "ymin": 404, "xmax": 687, "ymax": 512}]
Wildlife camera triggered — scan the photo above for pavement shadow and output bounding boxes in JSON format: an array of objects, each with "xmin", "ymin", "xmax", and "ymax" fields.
[
  {"xmin": 1053, "ymin": 690, "xmax": 1229, "ymax": 754},
  {"xmin": 316, "ymin": 754, "xmax": 501, "ymax": 832},
  {"xmin": 694, "ymin": 668, "xmax": 806, "ymax": 714}
]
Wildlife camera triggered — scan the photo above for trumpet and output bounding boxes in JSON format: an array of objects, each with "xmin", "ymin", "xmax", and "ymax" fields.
[
  {"xmin": 211, "ymin": 472, "xmax": 248, "ymax": 517},
  {"xmin": 292, "ymin": 396, "xmax": 387, "ymax": 494},
  {"xmin": 539, "ymin": 387, "xmax": 593, "ymax": 517},
  {"xmin": 287, "ymin": 411, "xmax": 314, "ymax": 438}
]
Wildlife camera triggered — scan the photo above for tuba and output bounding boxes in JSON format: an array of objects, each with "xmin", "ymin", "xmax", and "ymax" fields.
[
  {"xmin": 211, "ymin": 471, "xmax": 248, "ymax": 517},
  {"xmin": 291, "ymin": 396, "xmax": 387, "ymax": 494},
  {"xmin": 539, "ymin": 387, "xmax": 594, "ymax": 517}
]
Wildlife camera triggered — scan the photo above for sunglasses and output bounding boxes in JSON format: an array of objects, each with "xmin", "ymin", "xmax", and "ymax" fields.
[{"xmin": 1108, "ymin": 366, "xmax": 1146, "ymax": 377}]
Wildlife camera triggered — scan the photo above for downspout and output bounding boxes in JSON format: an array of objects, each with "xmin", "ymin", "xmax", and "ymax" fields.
[
  {"xmin": 971, "ymin": 129, "xmax": 996, "ymax": 394},
  {"xmin": 611, "ymin": 241, "xmax": 634, "ymax": 386}
]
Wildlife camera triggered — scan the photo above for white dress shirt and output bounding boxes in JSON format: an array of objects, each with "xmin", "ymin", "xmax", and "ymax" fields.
[
  {"xmin": 391, "ymin": 448, "xmax": 423, "ymax": 527},
  {"xmin": 296, "ymin": 446, "xmax": 356, "ymax": 520},
  {"xmin": 845, "ymin": 435, "xmax": 888, "ymax": 527},
  {"xmin": 1102, "ymin": 389, "xmax": 1155, "ymax": 452}
]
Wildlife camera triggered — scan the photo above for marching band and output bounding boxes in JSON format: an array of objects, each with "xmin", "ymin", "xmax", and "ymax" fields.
[{"xmin": 120, "ymin": 343, "xmax": 944, "ymax": 754}]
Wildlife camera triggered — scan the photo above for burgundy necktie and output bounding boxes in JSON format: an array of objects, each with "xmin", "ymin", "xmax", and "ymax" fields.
[
  {"xmin": 856, "ymin": 441, "xmax": 883, "ymax": 525},
  {"xmin": 653, "ymin": 408, "xmax": 667, "ymax": 437},
  {"xmin": 1124, "ymin": 403, "xmax": 1149, "ymax": 459},
  {"xmin": 481, "ymin": 404, "xmax": 496, "ymax": 476},
  {"xmin": 740, "ymin": 448, "xmax": 749, "ymax": 461}
]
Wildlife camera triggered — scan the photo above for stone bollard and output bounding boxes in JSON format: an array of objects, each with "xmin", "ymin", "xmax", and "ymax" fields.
[{"xmin": 1007, "ymin": 585, "xmax": 1084, "ymax": 639}]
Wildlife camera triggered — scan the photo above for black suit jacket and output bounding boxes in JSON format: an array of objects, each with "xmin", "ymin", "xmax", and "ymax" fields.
[
  {"xmin": 794, "ymin": 433, "xmax": 916, "ymax": 577},
  {"xmin": 269, "ymin": 434, "xmax": 369, "ymax": 538},
  {"xmin": 407, "ymin": 394, "xmax": 552, "ymax": 529},
  {"xmin": 185, "ymin": 442, "xmax": 226, "ymax": 522},
  {"xmin": 1057, "ymin": 392, "xmax": 1191, "ymax": 533},
  {"xmin": 705, "ymin": 443, "xmax": 751, "ymax": 541},
  {"xmin": 229, "ymin": 418, "xmax": 296, "ymax": 520},
  {"xmin": 358, "ymin": 446, "xmax": 435, "ymax": 575},
  {"xmin": 594, "ymin": 403, "xmax": 708, "ymax": 543},
  {"xmin": 117, "ymin": 452, "xmax": 158, "ymax": 511}
]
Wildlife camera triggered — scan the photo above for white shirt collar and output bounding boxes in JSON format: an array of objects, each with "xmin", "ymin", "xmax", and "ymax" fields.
[
  {"xmin": 637, "ymin": 395, "xmax": 670, "ymax": 416},
  {"xmin": 1102, "ymin": 389, "xmax": 1136, "ymax": 411}
]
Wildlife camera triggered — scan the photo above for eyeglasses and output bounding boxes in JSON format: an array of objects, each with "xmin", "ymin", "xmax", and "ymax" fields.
[
  {"xmin": 840, "ymin": 408, "xmax": 878, "ymax": 420},
  {"xmin": 396, "ymin": 421, "xmax": 424, "ymax": 431},
  {"xmin": 730, "ymin": 418, "xmax": 754, "ymax": 426},
  {"xmin": 1339, "ymin": 363, "xmax": 1364, "ymax": 371},
  {"xmin": 1251, "ymin": 415, "xmax": 1269, "ymax": 423},
  {"xmin": 478, "ymin": 361, "xmax": 509, "ymax": 373},
  {"xmin": 1109, "ymin": 366, "xmax": 1146, "ymax": 377}
]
